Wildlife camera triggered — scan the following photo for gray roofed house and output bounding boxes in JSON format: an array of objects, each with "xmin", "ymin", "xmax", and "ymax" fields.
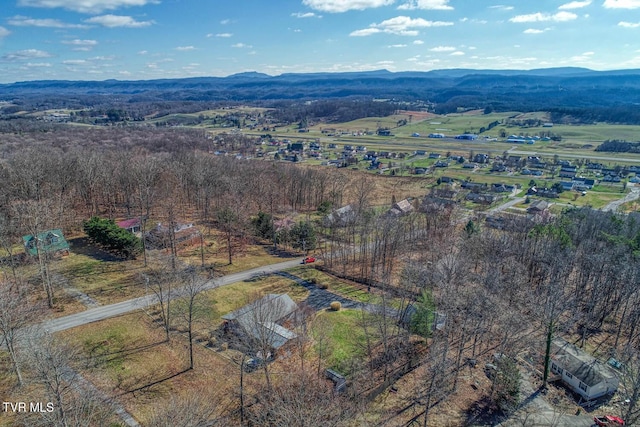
[
  {"xmin": 527, "ymin": 200, "xmax": 550, "ymax": 215},
  {"xmin": 388, "ymin": 198, "xmax": 415, "ymax": 216},
  {"xmin": 324, "ymin": 204, "xmax": 356, "ymax": 227},
  {"xmin": 222, "ymin": 294, "xmax": 298, "ymax": 350},
  {"xmin": 550, "ymin": 338, "xmax": 619, "ymax": 402}
]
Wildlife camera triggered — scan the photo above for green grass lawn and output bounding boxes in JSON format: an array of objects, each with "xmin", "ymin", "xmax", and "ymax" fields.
[
  {"xmin": 197, "ymin": 275, "xmax": 310, "ymax": 327},
  {"xmin": 312, "ymin": 309, "xmax": 374, "ymax": 375}
]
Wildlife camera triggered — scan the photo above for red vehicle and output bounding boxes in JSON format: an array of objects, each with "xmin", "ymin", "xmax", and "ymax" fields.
[
  {"xmin": 594, "ymin": 415, "xmax": 625, "ymax": 426},
  {"xmin": 302, "ymin": 256, "xmax": 316, "ymax": 264}
]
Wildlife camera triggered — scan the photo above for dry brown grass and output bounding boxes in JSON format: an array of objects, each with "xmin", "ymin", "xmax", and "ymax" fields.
[{"xmin": 59, "ymin": 311, "xmax": 244, "ymax": 425}]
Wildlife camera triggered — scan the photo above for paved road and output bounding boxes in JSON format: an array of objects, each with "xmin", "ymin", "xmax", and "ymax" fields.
[
  {"xmin": 43, "ymin": 258, "xmax": 304, "ymax": 333},
  {"xmin": 498, "ymin": 370, "xmax": 594, "ymax": 427},
  {"xmin": 602, "ymin": 184, "xmax": 640, "ymax": 212}
]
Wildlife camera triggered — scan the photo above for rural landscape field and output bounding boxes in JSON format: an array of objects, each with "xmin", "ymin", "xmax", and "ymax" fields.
[
  {"xmin": 3, "ymin": 1, "xmax": 640, "ymax": 426},
  {"xmin": 2, "ymin": 80, "xmax": 640, "ymax": 426}
]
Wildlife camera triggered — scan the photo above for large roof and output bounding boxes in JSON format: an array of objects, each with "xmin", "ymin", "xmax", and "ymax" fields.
[
  {"xmin": 222, "ymin": 294, "xmax": 298, "ymax": 349},
  {"xmin": 552, "ymin": 338, "xmax": 617, "ymax": 387},
  {"xmin": 22, "ymin": 229, "xmax": 69, "ymax": 256}
]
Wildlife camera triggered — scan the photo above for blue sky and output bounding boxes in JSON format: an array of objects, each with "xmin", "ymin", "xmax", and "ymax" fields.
[{"xmin": 0, "ymin": 0, "xmax": 639, "ymax": 83}]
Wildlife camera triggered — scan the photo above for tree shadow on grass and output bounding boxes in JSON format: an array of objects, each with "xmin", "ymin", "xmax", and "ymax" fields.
[
  {"xmin": 83, "ymin": 339, "xmax": 167, "ymax": 365},
  {"xmin": 124, "ymin": 368, "xmax": 192, "ymax": 396},
  {"xmin": 69, "ymin": 237, "xmax": 123, "ymax": 262}
]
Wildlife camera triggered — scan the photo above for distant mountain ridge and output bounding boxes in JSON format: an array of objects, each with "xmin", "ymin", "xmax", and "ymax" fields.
[
  {"xmin": 2, "ymin": 68, "xmax": 640, "ymax": 118},
  {"xmin": 2, "ymin": 67, "xmax": 635, "ymax": 91}
]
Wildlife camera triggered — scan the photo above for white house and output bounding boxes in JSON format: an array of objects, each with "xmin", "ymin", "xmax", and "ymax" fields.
[{"xmin": 550, "ymin": 338, "xmax": 619, "ymax": 402}]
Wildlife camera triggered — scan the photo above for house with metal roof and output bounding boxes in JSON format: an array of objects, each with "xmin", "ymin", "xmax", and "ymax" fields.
[
  {"xmin": 550, "ymin": 338, "xmax": 619, "ymax": 402},
  {"xmin": 222, "ymin": 294, "xmax": 298, "ymax": 351},
  {"xmin": 22, "ymin": 229, "xmax": 70, "ymax": 257}
]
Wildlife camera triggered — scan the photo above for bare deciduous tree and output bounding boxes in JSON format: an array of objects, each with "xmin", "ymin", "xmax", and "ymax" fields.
[{"xmin": 0, "ymin": 280, "xmax": 42, "ymax": 385}]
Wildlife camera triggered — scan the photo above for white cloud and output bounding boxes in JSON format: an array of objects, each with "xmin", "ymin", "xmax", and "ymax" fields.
[
  {"xmin": 413, "ymin": 40, "xmax": 424, "ymax": 44},
  {"xmin": 509, "ymin": 11, "xmax": 577, "ymax": 23},
  {"xmin": 489, "ymin": 5, "xmax": 514, "ymax": 10},
  {"xmin": 84, "ymin": 15, "xmax": 154, "ymax": 27},
  {"xmin": 8, "ymin": 15, "xmax": 89, "ymax": 28},
  {"xmin": 450, "ymin": 51, "xmax": 465, "ymax": 56},
  {"xmin": 619, "ymin": 21, "xmax": 640, "ymax": 27},
  {"xmin": 350, "ymin": 28, "xmax": 382, "ymax": 36},
  {"xmin": 350, "ymin": 16, "xmax": 453, "ymax": 36},
  {"xmin": 63, "ymin": 59, "xmax": 87, "ymax": 65},
  {"xmin": 388, "ymin": 44, "xmax": 407, "ymax": 48},
  {"xmin": 138, "ymin": 50, "xmax": 148, "ymax": 55},
  {"xmin": 603, "ymin": 0, "xmax": 640, "ymax": 8},
  {"xmin": 397, "ymin": 0, "xmax": 453, "ymax": 10},
  {"xmin": 25, "ymin": 62, "xmax": 51, "ymax": 67},
  {"xmin": 220, "ymin": 19, "xmax": 231, "ymax": 24},
  {"xmin": 302, "ymin": 0, "xmax": 394, "ymax": 13},
  {"xmin": 63, "ymin": 39, "xmax": 98, "ymax": 46},
  {"xmin": 570, "ymin": 51, "xmax": 595, "ymax": 61},
  {"xmin": 291, "ymin": 12, "xmax": 321, "ymax": 18},
  {"xmin": 2, "ymin": 49, "xmax": 52, "ymax": 61},
  {"xmin": 558, "ymin": 0, "xmax": 592, "ymax": 9},
  {"xmin": 523, "ymin": 27, "xmax": 550, "ymax": 33},
  {"xmin": 17, "ymin": 0, "xmax": 159, "ymax": 14},
  {"xmin": 208, "ymin": 33, "xmax": 232, "ymax": 38},
  {"xmin": 0, "ymin": 26, "xmax": 10, "ymax": 38},
  {"xmin": 232, "ymin": 43, "xmax": 252, "ymax": 48},
  {"xmin": 430, "ymin": 45, "xmax": 456, "ymax": 52},
  {"xmin": 175, "ymin": 46, "xmax": 196, "ymax": 51},
  {"xmin": 62, "ymin": 39, "xmax": 98, "ymax": 51}
]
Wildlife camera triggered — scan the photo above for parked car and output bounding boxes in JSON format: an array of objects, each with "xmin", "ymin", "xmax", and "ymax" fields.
[
  {"xmin": 244, "ymin": 357, "xmax": 264, "ymax": 372},
  {"xmin": 302, "ymin": 256, "xmax": 316, "ymax": 264},
  {"xmin": 594, "ymin": 415, "xmax": 625, "ymax": 426}
]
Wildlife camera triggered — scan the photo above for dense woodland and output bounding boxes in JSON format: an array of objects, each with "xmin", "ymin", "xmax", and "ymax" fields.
[{"xmin": 0, "ymin": 117, "xmax": 640, "ymax": 426}]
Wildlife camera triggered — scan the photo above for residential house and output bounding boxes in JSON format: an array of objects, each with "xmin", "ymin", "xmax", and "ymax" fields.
[
  {"xmin": 461, "ymin": 181, "xmax": 487, "ymax": 191},
  {"xmin": 466, "ymin": 193, "xmax": 500, "ymax": 204},
  {"xmin": 23, "ymin": 229, "xmax": 70, "ymax": 257},
  {"xmin": 222, "ymin": 294, "xmax": 298, "ymax": 352},
  {"xmin": 550, "ymin": 338, "xmax": 619, "ymax": 402},
  {"xmin": 474, "ymin": 153, "xmax": 490, "ymax": 164},
  {"xmin": 559, "ymin": 167, "xmax": 578, "ymax": 179},
  {"xmin": 324, "ymin": 205, "xmax": 356, "ymax": 227},
  {"xmin": 389, "ymin": 199, "xmax": 415, "ymax": 216},
  {"xmin": 527, "ymin": 200, "xmax": 550, "ymax": 215},
  {"xmin": 572, "ymin": 178, "xmax": 596, "ymax": 190},
  {"xmin": 559, "ymin": 181, "xmax": 576, "ymax": 192},
  {"xmin": 117, "ymin": 218, "xmax": 142, "ymax": 234},
  {"xmin": 145, "ymin": 222, "xmax": 201, "ymax": 249},
  {"xmin": 455, "ymin": 134, "xmax": 478, "ymax": 140}
]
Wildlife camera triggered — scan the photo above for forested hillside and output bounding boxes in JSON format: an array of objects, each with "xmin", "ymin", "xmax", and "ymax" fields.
[{"xmin": 1, "ymin": 120, "xmax": 640, "ymax": 426}]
